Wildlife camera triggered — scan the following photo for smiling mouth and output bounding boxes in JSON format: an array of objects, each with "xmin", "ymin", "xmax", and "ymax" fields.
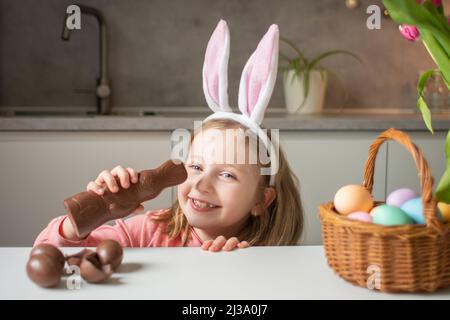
[{"xmin": 188, "ymin": 197, "xmax": 220, "ymax": 209}]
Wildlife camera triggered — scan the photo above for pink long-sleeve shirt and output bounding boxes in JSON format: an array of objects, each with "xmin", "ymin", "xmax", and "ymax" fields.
[{"xmin": 33, "ymin": 209, "xmax": 203, "ymax": 248}]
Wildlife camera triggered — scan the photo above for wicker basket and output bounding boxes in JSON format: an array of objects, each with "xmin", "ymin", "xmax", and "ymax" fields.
[{"xmin": 319, "ymin": 128, "xmax": 450, "ymax": 293}]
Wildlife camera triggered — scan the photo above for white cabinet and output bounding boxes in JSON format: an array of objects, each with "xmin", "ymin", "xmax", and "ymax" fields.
[
  {"xmin": 0, "ymin": 131, "xmax": 173, "ymax": 246},
  {"xmin": 280, "ymin": 131, "xmax": 387, "ymax": 245},
  {"xmin": 0, "ymin": 130, "xmax": 446, "ymax": 246}
]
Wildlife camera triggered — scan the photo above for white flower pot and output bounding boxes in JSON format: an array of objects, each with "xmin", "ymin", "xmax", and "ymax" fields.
[{"xmin": 283, "ymin": 69, "xmax": 328, "ymax": 114}]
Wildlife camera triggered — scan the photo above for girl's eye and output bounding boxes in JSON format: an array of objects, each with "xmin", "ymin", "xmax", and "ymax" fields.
[
  {"xmin": 189, "ymin": 164, "xmax": 201, "ymax": 171},
  {"xmin": 221, "ymin": 172, "xmax": 236, "ymax": 180}
]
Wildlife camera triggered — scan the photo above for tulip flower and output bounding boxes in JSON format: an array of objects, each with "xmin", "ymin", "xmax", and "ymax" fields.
[
  {"xmin": 384, "ymin": 0, "xmax": 450, "ymax": 203},
  {"xmin": 398, "ymin": 24, "xmax": 420, "ymax": 41},
  {"xmin": 416, "ymin": 0, "xmax": 441, "ymax": 6}
]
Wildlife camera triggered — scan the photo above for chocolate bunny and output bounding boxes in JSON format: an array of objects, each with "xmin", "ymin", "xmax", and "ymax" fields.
[{"xmin": 64, "ymin": 159, "xmax": 187, "ymax": 238}]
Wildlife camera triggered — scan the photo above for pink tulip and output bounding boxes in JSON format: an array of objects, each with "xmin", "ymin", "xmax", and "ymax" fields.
[
  {"xmin": 416, "ymin": 0, "xmax": 441, "ymax": 6},
  {"xmin": 399, "ymin": 25, "xmax": 420, "ymax": 41},
  {"xmin": 431, "ymin": 0, "xmax": 442, "ymax": 6}
]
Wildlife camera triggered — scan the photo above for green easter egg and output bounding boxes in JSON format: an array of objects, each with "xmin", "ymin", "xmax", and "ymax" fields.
[{"xmin": 372, "ymin": 204, "xmax": 414, "ymax": 226}]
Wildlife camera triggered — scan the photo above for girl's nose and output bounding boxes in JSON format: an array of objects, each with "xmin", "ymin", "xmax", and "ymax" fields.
[{"xmin": 193, "ymin": 173, "xmax": 214, "ymax": 194}]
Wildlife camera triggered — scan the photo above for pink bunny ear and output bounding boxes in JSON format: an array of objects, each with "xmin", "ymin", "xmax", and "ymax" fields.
[
  {"xmin": 202, "ymin": 20, "xmax": 231, "ymax": 112},
  {"xmin": 238, "ymin": 24, "xmax": 279, "ymax": 125}
]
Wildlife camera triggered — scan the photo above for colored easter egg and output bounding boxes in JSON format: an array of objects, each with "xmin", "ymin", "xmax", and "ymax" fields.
[
  {"xmin": 334, "ymin": 185, "xmax": 373, "ymax": 215},
  {"xmin": 372, "ymin": 205, "xmax": 414, "ymax": 226},
  {"xmin": 370, "ymin": 206, "xmax": 380, "ymax": 216},
  {"xmin": 347, "ymin": 211, "xmax": 373, "ymax": 223},
  {"xmin": 438, "ymin": 202, "xmax": 450, "ymax": 222},
  {"xmin": 401, "ymin": 198, "xmax": 424, "ymax": 224},
  {"xmin": 386, "ymin": 188, "xmax": 418, "ymax": 207},
  {"xmin": 401, "ymin": 197, "xmax": 443, "ymax": 224}
]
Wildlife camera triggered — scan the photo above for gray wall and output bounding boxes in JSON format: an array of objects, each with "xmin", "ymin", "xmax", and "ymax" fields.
[{"xmin": 0, "ymin": 0, "xmax": 440, "ymax": 110}]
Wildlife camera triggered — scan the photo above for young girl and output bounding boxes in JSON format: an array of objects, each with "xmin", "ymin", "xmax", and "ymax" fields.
[{"xmin": 34, "ymin": 20, "xmax": 304, "ymax": 252}]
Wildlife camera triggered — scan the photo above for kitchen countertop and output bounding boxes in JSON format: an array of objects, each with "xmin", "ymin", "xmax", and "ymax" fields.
[
  {"xmin": 0, "ymin": 108, "xmax": 449, "ymax": 131},
  {"xmin": 1, "ymin": 246, "xmax": 449, "ymax": 300}
]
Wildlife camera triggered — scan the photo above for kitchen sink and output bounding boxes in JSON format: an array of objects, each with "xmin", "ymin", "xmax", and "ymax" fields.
[
  {"xmin": 0, "ymin": 110, "xmax": 162, "ymax": 117},
  {"xmin": 97, "ymin": 110, "xmax": 161, "ymax": 117}
]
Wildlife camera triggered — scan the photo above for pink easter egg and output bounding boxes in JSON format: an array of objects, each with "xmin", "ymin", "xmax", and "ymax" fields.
[{"xmin": 347, "ymin": 211, "xmax": 373, "ymax": 223}]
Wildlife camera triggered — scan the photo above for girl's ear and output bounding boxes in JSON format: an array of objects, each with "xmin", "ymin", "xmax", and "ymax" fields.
[
  {"xmin": 252, "ymin": 187, "xmax": 277, "ymax": 216},
  {"xmin": 238, "ymin": 24, "xmax": 279, "ymax": 125},
  {"xmin": 202, "ymin": 20, "xmax": 231, "ymax": 112}
]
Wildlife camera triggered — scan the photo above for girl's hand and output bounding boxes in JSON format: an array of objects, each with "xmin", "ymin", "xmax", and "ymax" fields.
[
  {"xmin": 86, "ymin": 165, "xmax": 144, "ymax": 213},
  {"xmin": 201, "ymin": 236, "xmax": 250, "ymax": 252}
]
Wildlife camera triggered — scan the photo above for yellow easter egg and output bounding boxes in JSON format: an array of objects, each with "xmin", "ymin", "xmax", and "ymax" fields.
[
  {"xmin": 334, "ymin": 184, "xmax": 373, "ymax": 215},
  {"xmin": 438, "ymin": 202, "xmax": 450, "ymax": 222}
]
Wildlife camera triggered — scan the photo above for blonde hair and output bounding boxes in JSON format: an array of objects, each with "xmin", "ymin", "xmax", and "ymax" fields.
[{"xmin": 151, "ymin": 119, "xmax": 304, "ymax": 246}]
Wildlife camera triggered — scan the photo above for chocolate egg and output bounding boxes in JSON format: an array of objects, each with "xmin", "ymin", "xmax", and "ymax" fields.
[
  {"xmin": 66, "ymin": 249, "xmax": 94, "ymax": 266},
  {"xmin": 30, "ymin": 243, "xmax": 65, "ymax": 269},
  {"xmin": 26, "ymin": 254, "xmax": 63, "ymax": 288},
  {"xmin": 96, "ymin": 240, "xmax": 123, "ymax": 270},
  {"xmin": 80, "ymin": 252, "xmax": 112, "ymax": 283}
]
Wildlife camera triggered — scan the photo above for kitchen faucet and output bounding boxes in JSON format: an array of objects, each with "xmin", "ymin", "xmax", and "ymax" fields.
[{"xmin": 62, "ymin": 4, "xmax": 111, "ymax": 115}]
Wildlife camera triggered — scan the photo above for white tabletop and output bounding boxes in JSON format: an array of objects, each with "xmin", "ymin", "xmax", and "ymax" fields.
[{"xmin": 1, "ymin": 246, "xmax": 449, "ymax": 300}]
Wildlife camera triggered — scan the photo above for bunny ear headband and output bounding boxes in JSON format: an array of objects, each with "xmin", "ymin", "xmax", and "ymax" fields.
[{"xmin": 202, "ymin": 20, "xmax": 279, "ymax": 186}]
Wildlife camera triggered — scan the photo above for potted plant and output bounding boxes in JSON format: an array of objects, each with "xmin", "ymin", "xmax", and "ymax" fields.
[
  {"xmin": 383, "ymin": 0, "xmax": 450, "ymax": 204},
  {"xmin": 279, "ymin": 38, "xmax": 362, "ymax": 114}
]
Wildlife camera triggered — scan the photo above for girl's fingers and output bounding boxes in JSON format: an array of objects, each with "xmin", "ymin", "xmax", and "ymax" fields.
[
  {"xmin": 223, "ymin": 237, "xmax": 239, "ymax": 251},
  {"xmin": 201, "ymin": 240, "xmax": 214, "ymax": 251},
  {"xmin": 209, "ymin": 236, "xmax": 227, "ymax": 252},
  {"xmin": 96, "ymin": 170, "xmax": 119, "ymax": 193},
  {"xmin": 111, "ymin": 165, "xmax": 130, "ymax": 189},
  {"xmin": 237, "ymin": 241, "xmax": 250, "ymax": 248},
  {"xmin": 126, "ymin": 167, "xmax": 139, "ymax": 184},
  {"xmin": 86, "ymin": 181, "xmax": 105, "ymax": 195},
  {"xmin": 202, "ymin": 237, "xmax": 249, "ymax": 252}
]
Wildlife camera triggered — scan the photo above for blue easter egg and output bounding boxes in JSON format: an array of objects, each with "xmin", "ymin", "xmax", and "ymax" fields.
[{"xmin": 401, "ymin": 197, "xmax": 443, "ymax": 224}]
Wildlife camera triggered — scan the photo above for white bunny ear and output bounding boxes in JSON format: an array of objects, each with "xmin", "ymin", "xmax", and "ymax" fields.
[
  {"xmin": 238, "ymin": 24, "xmax": 279, "ymax": 125},
  {"xmin": 202, "ymin": 20, "xmax": 231, "ymax": 112}
]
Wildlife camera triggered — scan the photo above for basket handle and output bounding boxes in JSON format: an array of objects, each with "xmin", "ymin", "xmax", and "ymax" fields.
[{"xmin": 362, "ymin": 128, "xmax": 447, "ymax": 235}]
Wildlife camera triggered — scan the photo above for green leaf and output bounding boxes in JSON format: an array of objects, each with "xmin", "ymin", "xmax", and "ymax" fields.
[
  {"xmin": 309, "ymin": 50, "xmax": 362, "ymax": 71},
  {"xmin": 417, "ymin": 69, "xmax": 435, "ymax": 93},
  {"xmin": 303, "ymin": 68, "xmax": 310, "ymax": 102},
  {"xmin": 290, "ymin": 69, "xmax": 298, "ymax": 85},
  {"xmin": 421, "ymin": 30, "xmax": 450, "ymax": 87},
  {"xmin": 445, "ymin": 130, "xmax": 450, "ymax": 163},
  {"xmin": 417, "ymin": 96, "xmax": 434, "ymax": 134},
  {"xmin": 435, "ymin": 168, "xmax": 450, "ymax": 203},
  {"xmin": 435, "ymin": 131, "xmax": 450, "ymax": 203},
  {"xmin": 416, "ymin": 69, "xmax": 435, "ymax": 134},
  {"xmin": 280, "ymin": 37, "xmax": 308, "ymax": 66}
]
